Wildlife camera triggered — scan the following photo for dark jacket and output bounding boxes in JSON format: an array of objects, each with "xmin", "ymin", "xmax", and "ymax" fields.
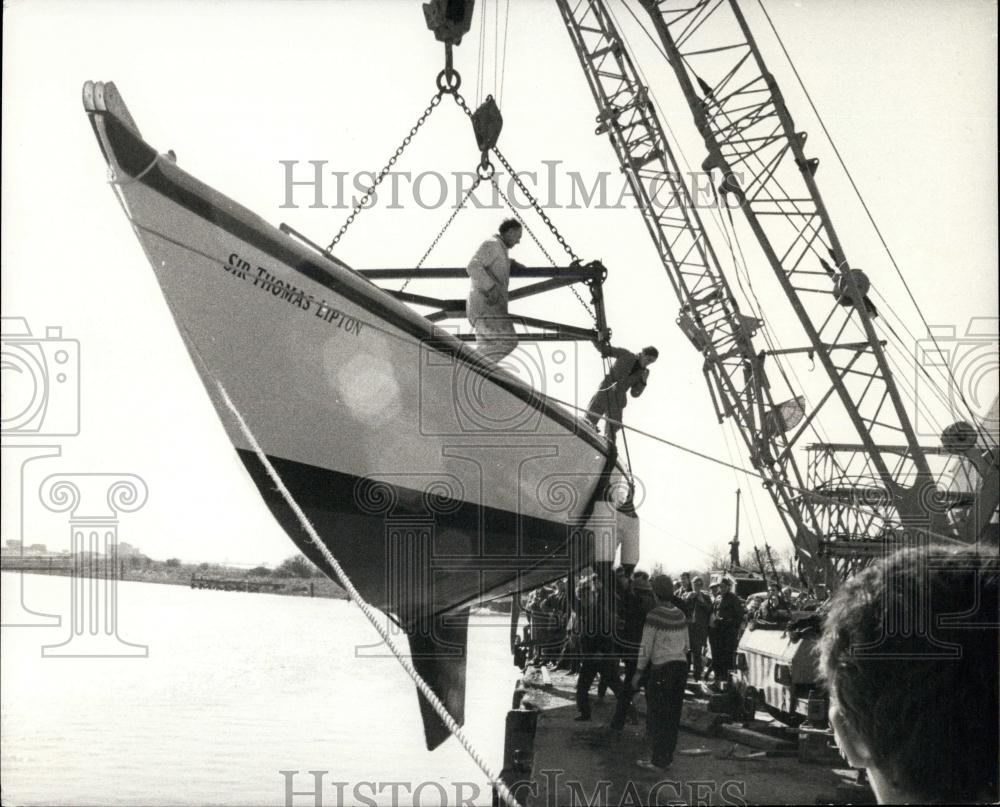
[
  {"xmin": 685, "ymin": 590, "xmax": 713, "ymax": 630},
  {"xmin": 620, "ymin": 585, "xmax": 656, "ymax": 651},
  {"xmin": 577, "ymin": 590, "xmax": 616, "ymax": 653},
  {"xmin": 712, "ymin": 591, "xmax": 744, "ymax": 631},
  {"xmin": 596, "ymin": 347, "xmax": 649, "ymax": 411}
]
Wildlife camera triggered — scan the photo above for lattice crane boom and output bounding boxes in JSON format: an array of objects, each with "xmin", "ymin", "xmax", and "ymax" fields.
[
  {"xmin": 555, "ymin": 0, "xmax": 837, "ymax": 585},
  {"xmin": 634, "ymin": 0, "xmax": 975, "ymax": 559},
  {"xmin": 556, "ymin": 0, "xmax": 995, "ymax": 581}
]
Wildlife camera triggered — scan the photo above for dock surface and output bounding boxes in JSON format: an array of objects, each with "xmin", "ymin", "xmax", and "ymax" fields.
[{"xmin": 521, "ymin": 668, "xmax": 865, "ymax": 806}]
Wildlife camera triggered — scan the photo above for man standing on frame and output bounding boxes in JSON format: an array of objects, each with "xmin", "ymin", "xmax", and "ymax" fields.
[{"xmin": 466, "ymin": 218, "xmax": 524, "ymax": 362}]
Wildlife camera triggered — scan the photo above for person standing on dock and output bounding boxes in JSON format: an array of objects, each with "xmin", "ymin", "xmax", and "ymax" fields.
[
  {"xmin": 631, "ymin": 574, "xmax": 689, "ymax": 771},
  {"xmin": 466, "ymin": 218, "xmax": 524, "ymax": 362},
  {"xmin": 585, "ymin": 345, "xmax": 658, "ymax": 444},
  {"xmin": 709, "ymin": 577, "xmax": 744, "ymax": 685},
  {"xmin": 573, "ymin": 576, "xmax": 622, "ymax": 721},
  {"xmin": 685, "ymin": 576, "xmax": 713, "ymax": 681},
  {"xmin": 609, "ymin": 571, "xmax": 655, "ymax": 731}
]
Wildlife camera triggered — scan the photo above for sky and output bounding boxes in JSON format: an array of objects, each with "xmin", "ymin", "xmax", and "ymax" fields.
[{"xmin": 2, "ymin": 0, "xmax": 997, "ymax": 577}]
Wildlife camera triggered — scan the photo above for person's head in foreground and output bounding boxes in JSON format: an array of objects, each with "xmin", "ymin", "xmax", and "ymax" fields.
[
  {"xmin": 650, "ymin": 574, "xmax": 674, "ymax": 603},
  {"xmin": 818, "ymin": 543, "xmax": 998, "ymax": 804}
]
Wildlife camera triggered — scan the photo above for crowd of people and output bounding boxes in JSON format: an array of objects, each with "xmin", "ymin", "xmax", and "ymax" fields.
[
  {"xmin": 516, "ymin": 546, "xmax": 998, "ymax": 802},
  {"xmin": 520, "ymin": 568, "xmax": 767, "ymax": 770}
]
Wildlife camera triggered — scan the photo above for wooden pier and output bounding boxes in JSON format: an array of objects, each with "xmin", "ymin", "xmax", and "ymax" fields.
[{"xmin": 189, "ymin": 575, "xmax": 298, "ymax": 595}]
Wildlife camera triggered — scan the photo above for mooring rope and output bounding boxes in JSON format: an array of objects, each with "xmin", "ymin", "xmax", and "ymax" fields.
[{"xmin": 215, "ymin": 381, "xmax": 524, "ymax": 807}]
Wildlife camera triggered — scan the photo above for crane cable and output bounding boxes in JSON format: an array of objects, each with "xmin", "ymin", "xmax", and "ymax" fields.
[
  {"xmin": 537, "ymin": 389, "xmax": 970, "ymax": 547},
  {"xmin": 755, "ymin": 0, "xmax": 993, "ymax": 448},
  {"xmin": 498, "ymin": 0, "xmax": 512, "ymax": 108},
  {"xmin": 476, "ymin": 0, "xmax": 487, "ymax": 108}
]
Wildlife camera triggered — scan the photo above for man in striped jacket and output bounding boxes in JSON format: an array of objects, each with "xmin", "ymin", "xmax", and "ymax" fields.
[{"xmin": 631, "ymin": 574, "xmax": 690, "ymax": 771}]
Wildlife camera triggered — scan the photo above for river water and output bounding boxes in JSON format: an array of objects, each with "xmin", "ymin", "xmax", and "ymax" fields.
[{"xmin": 1, "ymin": 572, "xmax": 520, "ymax": 806}]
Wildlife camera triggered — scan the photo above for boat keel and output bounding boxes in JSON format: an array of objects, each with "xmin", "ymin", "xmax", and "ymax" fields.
[{"xmin": 404, "ymin": 608, "xmax": 471, "ymax": 751}]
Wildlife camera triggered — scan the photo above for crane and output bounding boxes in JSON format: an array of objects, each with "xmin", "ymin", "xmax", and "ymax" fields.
[{"xmin": 555, "ymin": 0, "xmax": 998, "ymax": 584}]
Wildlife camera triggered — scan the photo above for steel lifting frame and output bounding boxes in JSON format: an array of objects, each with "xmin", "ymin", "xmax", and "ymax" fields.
[{"xmin": 281, "ymin": 222, "xmax": 608, "ymax": 343}]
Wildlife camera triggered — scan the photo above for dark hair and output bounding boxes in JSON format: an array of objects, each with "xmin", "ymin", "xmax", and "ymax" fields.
[
  {"xmin": 499, "ymin": 218, "xmax": 522, "ymax": 235},
  {"xmin": 818, "ymin": 544, "xmax": 998, "ymax": 802},
  {"xmin": 641, "ymin": 346, "xmax": 659, "ymax": 358},
  {"xmin": 650, "ymin": 574, "xmax": 674, "ymax": 600}
]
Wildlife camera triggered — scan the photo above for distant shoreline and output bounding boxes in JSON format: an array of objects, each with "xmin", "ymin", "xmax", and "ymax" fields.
[
  {"xmin": 2, "ymin": 561, "xmax": 525, "ymax": 612},
  {"xmin": 1, "ymin": 563, "xmax": 350, "ymax": 600}
]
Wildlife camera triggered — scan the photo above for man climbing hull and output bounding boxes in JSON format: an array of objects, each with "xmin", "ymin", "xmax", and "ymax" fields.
[{"xmin": 83, "ymin": 81, "xmax": 638, "ymax": 750}]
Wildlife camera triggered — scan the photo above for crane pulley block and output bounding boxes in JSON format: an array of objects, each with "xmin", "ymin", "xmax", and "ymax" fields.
[
  {"xmin": 423, "ymin": 0, "xmax": 475, "ymax": 46},
  {"xmin": 471, "ymin": 96, "xmax": 503, "ymax": 153}
]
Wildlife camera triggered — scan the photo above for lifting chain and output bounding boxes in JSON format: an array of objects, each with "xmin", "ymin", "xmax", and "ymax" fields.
[
  {"xmin": 488, "ymin": 176, "xmax": 596, "ymax": 324},
  {"xmin": 491, "ymin": 146, "xmax": 581, "ymax": 265},
  {"xmin": 400, "ymin": 173, "xmax": 483, "ymax": 293},
  {"xmin": 326, "ymin": 90, "xmax": 444, "ymax": 252},
  {"xmin": 450, "ymin": 92, "xmax": 594, "ymax": 321}
]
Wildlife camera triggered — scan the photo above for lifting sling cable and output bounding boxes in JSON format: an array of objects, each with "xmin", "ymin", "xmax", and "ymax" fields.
[
  {"xmin": 150, "ymin": 305, "xmax": 526, "ymax": 807},
  {"xmin": 186, "ymin": 361, "xmax": 526, "ymax": 807},
  {"xmin": 322, "ymin": 50, "xmax": 601, "ymax": 329},
  {"xmin": 754, "ymin": 0, "xmax": 991, "ymax": 448},
  {"xmin": 476, "ymin": 0, "xmax": 487, "ymax": 107},
  {"xmin": 539, "ymin": 389, "xmax": 970, "ymax": 548},
  {"xmin": 498, "ymin": 0, "xmax": 512, "ymax": 108},
  {"xmin": 218, "ymin": 381, "xmax": 524, "ymax": 807}
]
